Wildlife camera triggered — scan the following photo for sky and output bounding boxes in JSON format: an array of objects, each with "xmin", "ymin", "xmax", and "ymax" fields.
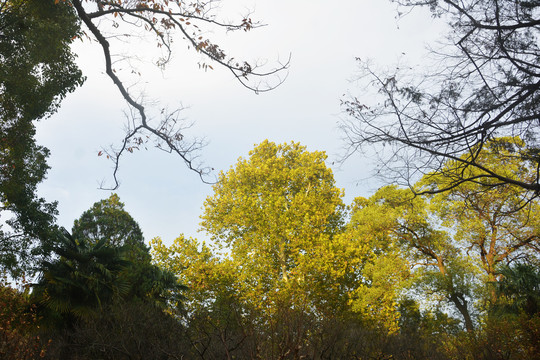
[{"xmin": 35, "ymin": 0, "xmax": 445, "ymax": 245}]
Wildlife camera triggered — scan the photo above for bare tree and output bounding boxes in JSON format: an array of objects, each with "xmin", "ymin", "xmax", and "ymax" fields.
[
  {"xmin": 69, "ymin": 0, "xmax": 289, "ymax": 189},
  {"xmin": 341, "ymin": 0, "xmax": 540, "ymax": 198}
]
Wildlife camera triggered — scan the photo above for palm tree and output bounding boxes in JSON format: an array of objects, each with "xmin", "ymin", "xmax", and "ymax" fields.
[
  {"xmin": 33, "ymin": 228, "xmax": 130, "ymax": 325},
  {"xmin": 493, "ymin": 263, "xmax": 540, "ymax": 318}
]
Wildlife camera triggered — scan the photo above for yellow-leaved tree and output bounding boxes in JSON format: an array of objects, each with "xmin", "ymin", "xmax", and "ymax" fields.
[
  {"xmin": 200, "ymin": 140, "xmax": 347, "ymax": 314},
  {"xmin": 153, "ymin": 141, "xmax": 370, "ymax": 358}
]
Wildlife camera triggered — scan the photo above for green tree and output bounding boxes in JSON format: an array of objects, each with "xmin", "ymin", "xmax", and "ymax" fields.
[
  {"xmin": 480, "ymin": 263, "xmax": 540, "ymax": 359},
  {"xmin": 493, "ymin": 263, "xmax": 540, "ymax": 318},
  {"xmin": 72, "ymin": 194, "xmax": 184, "ymax": 307},
  {"xmin": 0, "ymin": 0, "xmax": 84, "ymax": 277},
  {"xmin": 0, "ymin": 0, "xmax": 83, "ymax": 121},
  {"xmin": 72, "ymin": 194, "xmax": 148, "ymax": 261},
  {"xmin": 33, "ymin": 229, "xmax": 130, "ymax": 326}
]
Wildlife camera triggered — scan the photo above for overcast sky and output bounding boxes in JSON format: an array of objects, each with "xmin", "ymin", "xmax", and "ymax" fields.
[{"xmin": 35, "ymin": 0, "xmax": 444, "ymax": 245}]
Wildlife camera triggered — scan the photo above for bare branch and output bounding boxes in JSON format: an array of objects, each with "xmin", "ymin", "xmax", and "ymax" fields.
[
  {"xmin": 341, "ymin": 0, "xmax": 540, "ymax": 201},
  {"xmin": 70, "ymin": 0, "xmax": 288, "ymax": 188}
]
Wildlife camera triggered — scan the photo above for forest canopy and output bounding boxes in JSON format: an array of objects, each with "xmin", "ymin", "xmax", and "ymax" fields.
[{"xmin": 1, "ymin": 0, "xmax": 539, "ymax": 359}]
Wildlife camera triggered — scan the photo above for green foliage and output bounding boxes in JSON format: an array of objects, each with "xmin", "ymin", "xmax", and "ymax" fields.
[
  {"xmin": 72, "ymin": 194, "xmax": 184, "ymax": 308},
  {"xmin": 72, "ymin": 194, "xmax": 149, "ymax": 262},
  {"xmin": 31, "ymin": 201, "xmax": 187, "ymax": 355},
  {"xmin": 0, "ymin": 0, "xmax": 84, "ymax": 277},
  {"xmin": 32, "ymin": 229, "xmax": 131, "ymax": 326},
  {"xmin": 492, "ymin": 263, "xmax": 540, "ymax": 318},
  {"xmin": 0, "ymin": 0, "xmax": 83, "ymax": 120}
]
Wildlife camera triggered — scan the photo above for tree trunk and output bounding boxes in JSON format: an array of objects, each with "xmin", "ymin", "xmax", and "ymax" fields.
[{"xmin": 449, "ymin": 293, "xmax": 474, "ymax": 332}]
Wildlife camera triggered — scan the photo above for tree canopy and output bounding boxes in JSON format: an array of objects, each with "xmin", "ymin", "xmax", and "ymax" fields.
[
  {"xmin": 72, "ymin": 193, "xmax": 147, "ymax": 258},
  {"xmin": 32, "ymin": 229, "xmax": 130, "ymax": 329},
  {"xmin": 2, "ymin": 1, "xmax": 540, "ymax": 358},
  {"xmin": 0, "ymin": 0, "xmax": 84, "ymax": 276},
  {"xmin": 0, "ymin": 136, "xmax": 537, "ymax": 358},
  {"xmin": 153, "ymin": 141, "xmax": 373, "ymax": 358},
  {"xmin": 201, "ymin": 140, "xmax": 345, "ymax": 287},
  {"xmin": 348, "ymin": 140, "xmax": 540, "ymax": 332},
  {"xmin": 71, "ymin": 194, "xmax": 184, "ymax": 307}
]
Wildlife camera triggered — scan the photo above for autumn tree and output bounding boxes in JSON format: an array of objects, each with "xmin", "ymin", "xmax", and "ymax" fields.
[
  {"xmin": 151, "ymin": 235, "xmax": 254, "ymax": 358},
  {"xmin": 200, "ymin": 141, "xmax": 346, "ymax": 313},
  {"xmin": 422, "ymin": 138, "xmax": 540, "ymax": 303},
  {"xmin": 350, "ymin": 185, "xmax": 478, "ymax": 332},
  {"xmin": 0, "ymin": 277, "xmax": 49, "ymax": 359},
  {"xmin": 349, "ymin": 139, "xmax": 540, "ymax": 333},
  {"xmin": 0, "ymin": 0, "xmax": 84, "ymax": 277},
  {"xmin": 342, "ymin": 0, "xmax": 540, "ymax": 199},
  {"xmin": 154, "ymin": 141, "xmax": 483, "ymax": 358},
  {"xmin": 153, "ymin": 141, "xmax": 377, "ymax": 358}
]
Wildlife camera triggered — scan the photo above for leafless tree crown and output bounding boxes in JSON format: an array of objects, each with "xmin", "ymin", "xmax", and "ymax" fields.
[
  {"xmin": 342, "ymin": 0, "xmax": 540, "ymax": 196},
  {"xmin": 70, "ymin": 0, "xmax": 289, "ymax": 189}
]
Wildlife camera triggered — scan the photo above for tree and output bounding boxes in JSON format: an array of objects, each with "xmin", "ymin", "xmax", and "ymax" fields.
[
  {"xmin": 72, "ymin": 194, "xmax": 184, "ymax": 307},
  {"xmin": 0, "ymin": 0, "xmax": 285, "ymax": 274},
  {"xmin": 341, "ymin": 0, "xmax": 540, "ymax": 198},
  {"xmin": 72, "ymin": 193, "xmax": 147, "ymax": 260},
  {"xmin": 152, "ymin": 233, "xmax": 453, "ymax": 359},
  {"xmin": 154, "ymin": 141, "xmax": 372, "ymax": 358},
  {"xmin": 0, "ymin": 0, "xmax": 83, "ymax": 120},
  {"xmin": 0, "ymin": 0, "xmax": 84, "ymax": 277},
  {"xmin": 200, "ymin": 140, "xmax": 346, "ymax": 313},
  {"xmin": 480, "ymin": 263, "xmax": 540, "ymax": 359},
  {"xmin": 33, "ymin": 229, "xmax": 131, "ymax": 326},
  {"xmin": 492, "ymin": 263, "xmax": 540, "ymax": 318},
  {"xmin": 152, "ymin": 235, "xmax": 256, "ymax": 359},
  {"xmin": 347, "ymin": 185, "xmax": 477, "ymax": 332},
  {"xmin": 66, "ymin": 0, "xmax": 288, "ymax": 188},
  {"xmin": 0, "ymin": 277, "xmax": 49, "ymax": 359},
  {"xmin": 349, "ymin": 141, "xmax": 540, "ymax": 332},
  {"xmin": 423, "ymin": 138, "xmax": 540, "ymax": 304}
]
